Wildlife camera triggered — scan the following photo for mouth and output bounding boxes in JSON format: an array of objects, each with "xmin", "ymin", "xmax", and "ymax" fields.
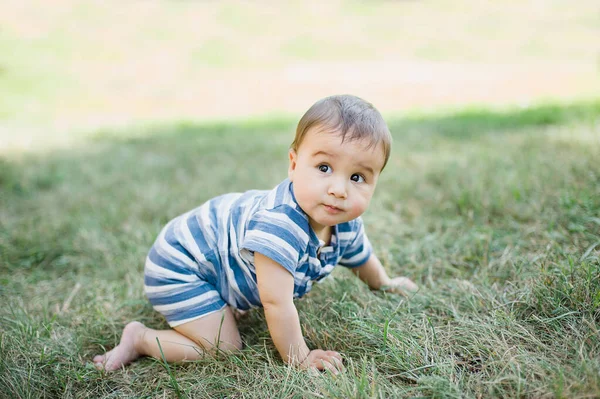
[{"xmin": 323, "ymin": 204, "xmax": 343, "ymax": 214}]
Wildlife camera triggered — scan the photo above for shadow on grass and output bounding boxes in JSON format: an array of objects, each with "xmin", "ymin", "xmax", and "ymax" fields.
[
  {"xmin": 0, "ymin": 99, "xmax": 598, "ymax": 279},
  {"xmin": 2, "ymin": 98, "xmax": 599, "ymax": 193},
  {"xmin": 87, "ymin": 99, "xmax": 600, "ymax": 145},
  {"xmin": 389, "ymin": 100, "xmax": 600, "ymax": 139}
]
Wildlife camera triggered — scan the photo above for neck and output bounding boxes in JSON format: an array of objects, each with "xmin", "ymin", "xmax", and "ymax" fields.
[{"xmin": 310, "ymin": 222, "xmax": 332, "ymax": 245}]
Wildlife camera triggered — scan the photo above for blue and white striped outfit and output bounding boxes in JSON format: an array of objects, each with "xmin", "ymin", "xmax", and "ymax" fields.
[{"xmin": 144, "ymin": 179, "xmax": 372, "ymax": 326}]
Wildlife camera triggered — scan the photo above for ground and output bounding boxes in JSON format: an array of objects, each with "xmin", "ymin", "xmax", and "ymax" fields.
[{"xmin": 1, "ymin": 1, "xmax": 599, "ymax": 397}]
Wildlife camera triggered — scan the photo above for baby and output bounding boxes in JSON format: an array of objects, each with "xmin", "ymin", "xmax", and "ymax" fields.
[{"xmin": 93, "ymin": 94, "xmax": 418, "ymax": 374}]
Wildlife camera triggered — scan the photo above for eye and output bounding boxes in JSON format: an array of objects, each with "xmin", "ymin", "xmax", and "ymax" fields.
[
  {"xmin": 318, "ymin": 164, "xmax": 332, "ymax": 173},
  {"xmin": 351, "ymin": 174, "xmax": 365, "ymax": 183}
]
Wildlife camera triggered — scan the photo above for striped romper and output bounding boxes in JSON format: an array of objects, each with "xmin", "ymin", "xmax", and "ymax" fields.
[{"xmin": 144, "ymin": 178, "xmax": 372, "ymax": 327}]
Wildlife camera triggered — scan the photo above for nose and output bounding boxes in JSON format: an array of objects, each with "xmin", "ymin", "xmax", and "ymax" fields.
[{"xmin": 328, "ymin": 178, "xmax": 347, "ymax": 199}]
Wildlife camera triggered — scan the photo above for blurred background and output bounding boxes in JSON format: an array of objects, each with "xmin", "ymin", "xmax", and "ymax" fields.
[{"xmin": 1, "ymin": 0, "xmax": 599, "ymax": 151}]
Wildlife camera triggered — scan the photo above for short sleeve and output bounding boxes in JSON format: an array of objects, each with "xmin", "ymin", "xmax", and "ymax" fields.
[
  {"xmin": 240, "ymin": 205, "xmax": 309, "ymax": 275},
  {"xmin": 338, "ymin": 218, "xmax": 373, "ymax": 268}
]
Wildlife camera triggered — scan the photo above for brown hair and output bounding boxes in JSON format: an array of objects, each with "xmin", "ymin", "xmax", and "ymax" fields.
[{"xmin": 291, "ymin": 95, "xmax": 392, "ymax": 170}]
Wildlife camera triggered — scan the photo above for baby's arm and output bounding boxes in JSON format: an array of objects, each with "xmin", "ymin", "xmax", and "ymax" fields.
[
  {"xmin": 351, "ymin": 254, "xmax": 418, "ymax": 294},
  {"xmin": 254, "ymin": 253, "xmax": 343, "ymax": 373}
]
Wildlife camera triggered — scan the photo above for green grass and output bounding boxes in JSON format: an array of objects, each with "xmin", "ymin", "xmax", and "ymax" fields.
[{"xmin": 1, "ymin": 101, "xmax": 599, "ymax": 398}]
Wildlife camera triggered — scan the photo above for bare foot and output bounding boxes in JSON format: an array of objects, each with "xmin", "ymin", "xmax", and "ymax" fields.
[{"xmin": 93, "ymin": 321, "xmax": 146, "ymax": 371}]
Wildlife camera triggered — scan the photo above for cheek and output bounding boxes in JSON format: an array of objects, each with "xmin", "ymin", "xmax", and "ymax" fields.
[
  {"xmin": 296, "ymin": 180, "xmax": 319, "ymax": 207},
  {"xmin": 350, "ymin": 196, "xmax": 369, "ymax": 216}
]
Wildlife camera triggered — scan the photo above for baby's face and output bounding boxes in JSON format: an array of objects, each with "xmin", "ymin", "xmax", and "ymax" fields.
[{"xmin": 288, "ymin": 127, "xmax": 386, "ymax": 235}]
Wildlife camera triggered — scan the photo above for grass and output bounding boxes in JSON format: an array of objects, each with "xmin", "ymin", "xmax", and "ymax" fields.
[{"xmin": 1, "ymin": 100, "xmax": 599, "ymax": 398}]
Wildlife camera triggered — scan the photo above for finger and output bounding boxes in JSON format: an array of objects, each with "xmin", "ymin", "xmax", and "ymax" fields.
[
  {"xmin": 396, "ymin": 277, "xmax": 418, "ymax": 291},
  {"xmin": 325, "ymin": 350, "xmax": 343, "ymax": 362},
  {"xmin": 404, "ymin": 280, "xmax": 418, "ymax": 291},
  {"xmin": 312, "ymin": 356, "xmax": 328, "ymax": 371},
  {"xmin": 322, "ymin": 352, "xmax": 344, "ymax": 371},
  {"xmin": 315, "ymin": 359, "xmax": 339, "ymax": 375},
  {"xmin": 307, "ymin": 366, "xmax": 321, "ymax": 377},
  {"xmin": 391, "ymin": 286, "xmax": 410, "ymax": 296},
  {"xmin": 328, "ymin": 356, "xmax": 344, "ymax": 372},
  {"xmin": 385, "ymin": 279, "xmax": 418, "ymax": 295},
  {"xmin": 311, "ymin": 354, "xmax": 331, "ymax": 371}
]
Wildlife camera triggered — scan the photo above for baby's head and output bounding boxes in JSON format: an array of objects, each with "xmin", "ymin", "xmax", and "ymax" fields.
[
  {"xmin": 288, "ymin": 95, "xmax": 392, "ymax": 233},
  {"xmin": 291, "ymin": 95, "xmax": 392, "ymax": 170}
]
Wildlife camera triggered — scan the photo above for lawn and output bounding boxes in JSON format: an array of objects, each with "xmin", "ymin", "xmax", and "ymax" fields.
[
  {"xmin": 1, "ymin": 101, "xmax": 599, "ymax": 398},
  {"xmin": 1, "ymin": 0, "xmax": 600, "ymax": 397}
]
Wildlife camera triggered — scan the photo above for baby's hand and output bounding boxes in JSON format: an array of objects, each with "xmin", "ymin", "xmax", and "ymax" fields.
[
  {"xmin": 299, "ymin": 349, "xmax": 344, "ymax": 374},
  {"xmin": 381, "ymin": 277, "xmax": 418, "ymax": 296}
]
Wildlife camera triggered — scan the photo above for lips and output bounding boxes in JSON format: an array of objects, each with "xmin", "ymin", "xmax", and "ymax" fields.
[{"xmin": 323, "ymin": 204, "xmax": 343, "ymax": 214}]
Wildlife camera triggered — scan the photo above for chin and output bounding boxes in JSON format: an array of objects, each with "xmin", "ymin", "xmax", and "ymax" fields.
[
  {"xmin": 308, "ymin": 215, "xmax": 336, "ymax": 229},
  {"xmin": 319, "ymin": 215, "xmax": 347, "ymax": 227}
]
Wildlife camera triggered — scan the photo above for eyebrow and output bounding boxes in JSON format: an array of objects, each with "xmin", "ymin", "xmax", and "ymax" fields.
[
  {"xmin": 312, "ymin": 150, "xmax": 336, "ymax": 158},
  {"xmin": 357, "ymin": 163, "xmax": 375, "ymax": 175},
  {"xmin": 312, "ymin": 151, "xmax": 375, "ymax": 175}
]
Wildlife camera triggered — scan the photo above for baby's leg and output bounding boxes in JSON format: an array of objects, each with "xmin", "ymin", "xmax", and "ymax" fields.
[{"xmin": 93, "ymin": 306, "xmax": 241, "ymax": 371}]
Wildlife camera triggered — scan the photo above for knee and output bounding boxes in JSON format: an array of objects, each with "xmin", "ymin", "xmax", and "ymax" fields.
[
  {"xmin": 192, "ymin": 337, "xmax": 242, "ymax": 353},
  {"xmin": 215, "ymin": 339, "xmax": 243, "ymax": 352}
]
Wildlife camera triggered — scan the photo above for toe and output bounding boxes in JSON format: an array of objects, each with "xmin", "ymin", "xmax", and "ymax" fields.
[{"xmin": 93, "ymin": 354, "xmax": 105, "ymax": 363}]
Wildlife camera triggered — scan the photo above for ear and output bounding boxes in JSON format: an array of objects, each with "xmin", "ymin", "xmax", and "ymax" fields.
[{"xmin": 288, "ymin": 149, "xmax": 297, "ymax": 181}]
